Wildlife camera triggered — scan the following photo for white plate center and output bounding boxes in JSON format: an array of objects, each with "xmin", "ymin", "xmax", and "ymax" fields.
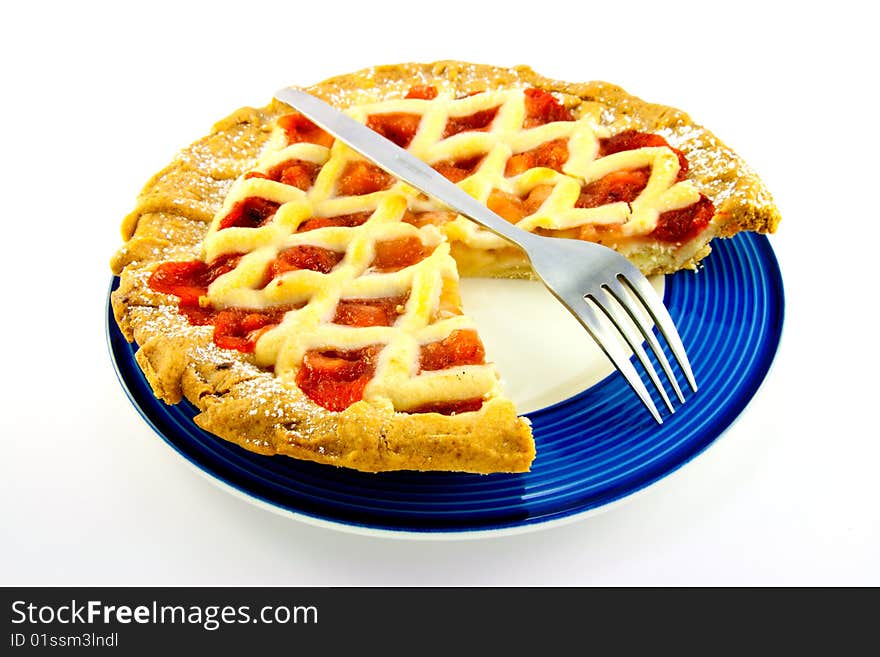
[{"xmin": 458, "ymin": 275, "xmax": 665, "ymax": 415}]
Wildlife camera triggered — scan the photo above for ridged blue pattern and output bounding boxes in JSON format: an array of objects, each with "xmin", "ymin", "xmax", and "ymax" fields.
[{"xmin": 107, "ymin": 233, "xmax": 784, "ymax": 535}]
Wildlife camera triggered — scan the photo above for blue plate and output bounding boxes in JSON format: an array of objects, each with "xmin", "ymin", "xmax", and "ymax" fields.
[{"xmin": 107, "ymin": 232, "xmax": 784, "ymax": 537}]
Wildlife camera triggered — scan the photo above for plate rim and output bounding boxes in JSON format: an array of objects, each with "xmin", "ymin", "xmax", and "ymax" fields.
[{"xmin": 107, "ymin": 232, "xmax": 785, "ymax": 539}]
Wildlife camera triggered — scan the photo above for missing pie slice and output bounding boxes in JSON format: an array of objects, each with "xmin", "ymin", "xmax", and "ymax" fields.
[{"xmin": 110, "ymin": 61, "xmax": 780, "ymax": 474}]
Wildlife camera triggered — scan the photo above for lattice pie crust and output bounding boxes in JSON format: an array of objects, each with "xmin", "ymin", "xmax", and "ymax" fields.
[{"xmin": 110, "ymin": 62, "xmax": 780, "ymax": 474}]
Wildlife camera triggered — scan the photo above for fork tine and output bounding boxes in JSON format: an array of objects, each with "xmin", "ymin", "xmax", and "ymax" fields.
[
  {"xmin": 601, "ymin": 280, "xmax": 685, "ymax": 404},
  {"xmin": 589, "ymin": 288, "xmax": 675, "ymax": 414},
  {"xmin": 564, "ymin": 295, "xmax": 664, "ymax": 424},
  {"xmin": 618, "ymin": 274, "xmax": 698, "ymax": 392}
]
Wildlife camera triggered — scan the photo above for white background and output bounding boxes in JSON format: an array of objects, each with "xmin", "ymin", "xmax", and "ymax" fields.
[{"xmin": 2, "ymin": 0, "xmax": 877, "ymax": 586}]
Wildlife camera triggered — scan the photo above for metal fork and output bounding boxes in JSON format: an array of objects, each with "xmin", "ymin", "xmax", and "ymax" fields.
[
  {"xmin": 275, "ymin": 88, "xmax": 698, "ymax": 423},
  {"xmin": 514, "ymin": 234, "xmax": 698, "ymax": 423}
]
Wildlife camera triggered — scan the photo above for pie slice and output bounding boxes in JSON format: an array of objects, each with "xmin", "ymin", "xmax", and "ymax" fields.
[{"xmin": 110, "ymin": 61, "xmax": 780, "ymax": 474}]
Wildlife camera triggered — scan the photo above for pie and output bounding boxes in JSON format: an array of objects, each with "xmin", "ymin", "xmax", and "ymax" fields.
[{"xmin": 110, "ymin": 61, "xmax": 780, "ymax": 474}]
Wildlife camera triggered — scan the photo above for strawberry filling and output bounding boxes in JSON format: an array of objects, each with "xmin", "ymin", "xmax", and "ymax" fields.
[
  {"xmin": 432, "ymin": 155, "xmax": 484, "ymax": 183},
  {"xmin": 651, "ymin": 194, "xmax": 715, "ymax": 243},
  {"xmin": 296, "ymin": 346, "xmax": 381, "ymax": 412},
  {"xmin": 337, "ymin": 161, "xmax": 394, "ymax": 196},
  {"xmin": 523, "ymin": 88, "xmax": 574, "ymax": 128},
  {"xmin": 278, "ymin": 114, "xmax": 334, "ymax": 148},
  {"xmin": 420, "ymin": 329, "xmax": 486, "ymax": 372},
  {"xmin": 297, "ymin": 211, "xmax": 372, "ymax": 233},
  {"xmin": 505, "ymin": 138, "xmax": 569, "ymax": 176},
  {"xmin": 371, "ymin": 236, "xmax": 430, "ymax": 271},
  {"xmin": 212, "ymin": 306, "xmax": 294, "ymax": 353},
  {"xmin": 148, "ymin": 255, "xmax": 297, "ymax": 353},
  {"xmin": 296, "ymin": 327, "xmax": 489, "ymax": 412},
  {"xmin": 576, "ymin": 168, "xmax": 652, "ymax": 208},
  {"xmin": 246, "ymin": 159, "xmax": 319, "ymax": 191},
  {"xmin": 366, "ymin": 113, "xmax": 421, "ymax": 149},
  {"xmin": 218, "ymin": 197, "xmax": 280, "ymax": 230},
  {"xmin": 581, "ymin": 131, "xmax": 714, "ymax": 242},
  {"xmin": 443, "ymin": 106, "xmax": 500, "ymax": 138},
  {"xmin": 405, "ymin": 85, "xmax": 438, "ymax": 100},
  {"xmin": 148, "ymin": 254, "xmax": 242, "ymax": 306},
  {"xmin": 487, "ymin": 187, "xmax": 553, "ymax": 223},
  {"xmin": 599, "ymin": 130, "xmax": 689, "ymax": 180},
  {"xmin": 261, "ymin": 245, "xmax": 344, "ymax": 287},
  {"xmin": 333, "ymin": 296, "xmax": 408, "ymax": 327}
]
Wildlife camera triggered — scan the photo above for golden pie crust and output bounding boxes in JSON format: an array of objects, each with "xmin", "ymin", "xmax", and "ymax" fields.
[{"xmin": 110, "ymin": 61, "xmax": 780, "ymax": 474}]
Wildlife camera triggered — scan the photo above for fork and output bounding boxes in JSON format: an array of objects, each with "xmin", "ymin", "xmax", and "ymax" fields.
[{"xmin": 275, "ymin": 88, "xmax": 698, "ymax": 423}]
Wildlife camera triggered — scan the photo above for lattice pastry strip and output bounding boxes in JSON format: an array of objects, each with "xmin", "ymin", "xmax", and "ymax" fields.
[
  {"xmin": 110, "ymin": 61, "xmax": 784, "ymax": 475},
  {"xmin": 202, "ymin": 161, "xmax": 495, "ymax": 411},
  {"xmin": 344, "ymin": 88, "xmax": 701, "ymax": 248},
  {"xmin": 193, "ymin": 84, "xmax": 708, "ymax": 414}
]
